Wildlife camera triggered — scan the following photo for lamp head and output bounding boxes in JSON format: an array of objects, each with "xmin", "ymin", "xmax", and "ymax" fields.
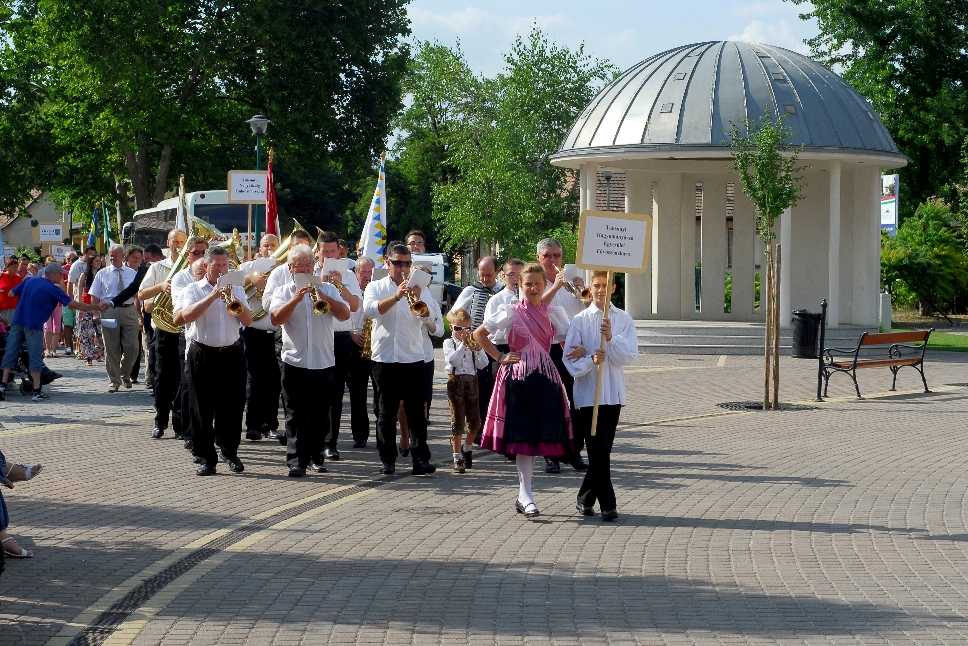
[{"xmin": 247, "ymin": 114, "xmax": 271, "ymax": 136}]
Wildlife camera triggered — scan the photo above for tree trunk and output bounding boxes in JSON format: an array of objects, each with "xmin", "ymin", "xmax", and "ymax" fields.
[
  {"xmin": 763, "ymin": 245, "xmax": 773, "ymax": 410},
  {"xmin": 153, "ymin": 144, "xmax": 175, "ymax": 207},
  {"xmin": 772, "ymin": 245, "xmax": 781, "ymax": 409},
  {"xmin": 123, "ymin": 147, "xmax": 150, "ymax": 212}
]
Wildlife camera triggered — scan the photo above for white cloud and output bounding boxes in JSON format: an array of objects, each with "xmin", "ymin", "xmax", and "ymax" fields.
[{"xmin": 728, "ymin": 18, "xmax": 810, "ymax": 53}]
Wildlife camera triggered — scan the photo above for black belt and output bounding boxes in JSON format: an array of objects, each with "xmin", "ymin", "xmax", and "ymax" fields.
[
  {"xmin": 334, "ymin": 331, "xmax": 352, "ymax": 337},
  {"xmin": 191, "ymin": 340, "xmax": 240, "ymax": 352}
]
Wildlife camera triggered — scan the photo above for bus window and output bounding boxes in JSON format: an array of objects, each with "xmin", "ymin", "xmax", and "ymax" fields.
[{"xmin": 194, "ymin": 203, "xmax": 251, "ymax": 233}]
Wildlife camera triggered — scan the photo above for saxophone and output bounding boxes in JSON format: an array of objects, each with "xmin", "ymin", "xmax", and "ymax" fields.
[{"xmin": 360, "ymin": 317, "xmax": 373, "ymax": 360}]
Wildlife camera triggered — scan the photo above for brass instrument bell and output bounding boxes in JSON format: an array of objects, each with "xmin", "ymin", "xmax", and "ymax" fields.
[
  {"xmin": 308, "ymin": 284, "xmax": 330, "ymax": 316},
  {"xmin": 222, "ymin": 287, "xmax": 243, "ymax": 316}
]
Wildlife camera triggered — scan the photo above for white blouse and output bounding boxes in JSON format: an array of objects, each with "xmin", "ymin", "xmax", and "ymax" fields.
[{"xmin": 481, "ymin": 302, "xmax": 572, "ymax": 341}]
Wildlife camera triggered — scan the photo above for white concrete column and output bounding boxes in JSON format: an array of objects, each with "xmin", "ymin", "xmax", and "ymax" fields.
[
  {"xmin": 731, "ymin": 183, "xmax": 756, "ymax": 319},
  {"xmin": 867, "ymin": 167, "xmax": 882, "ymax": 326},
  {"xmin": 624, "ymin": 170, "xmax": 653, "ymax": 318},
  {"xmin": 581, "ymin": 163, "xmax": 598, "ymax": 211},
  {"xmin": 700, "ymin": 176, "xmax": 727, "ymax": 317},
  {"xmin": 778, "ymin": 206, "xmax": 792, "ymax": 327},
  {"xmin": 827, "ymin": 160, "xmax": 841, "ymax": 327},
  {"xmin": 652, "ymin": 173, "xmax": 683, "ymax": 317},
  {"xmin": 680, "ymin": 175, "xmax": 699, "ymax": 319}
]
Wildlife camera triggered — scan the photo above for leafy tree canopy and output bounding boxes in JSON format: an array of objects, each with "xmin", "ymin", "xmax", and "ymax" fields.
[{"xmin": 790, "ymin": 0, "xmax": 968, "ymax": 220}]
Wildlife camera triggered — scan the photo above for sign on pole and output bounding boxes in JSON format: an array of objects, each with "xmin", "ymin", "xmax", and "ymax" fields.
[
  {"xmin": 39, "ymin": 224, "xmax": 63, "ymax": 242},
  {"xmin": 576, "ymin": 210, "xmax": 652, "ymax": 273},
  {"xmin": 575, "ymin": 210, "xmax": 651, "ymax": 436},
  {"xmin": 227, "ymin": 170, "xmax": 268, "ymax": 204},
  {"xmin": 881, "ymin": 174, "xmax": 899, "ymax": 235}
]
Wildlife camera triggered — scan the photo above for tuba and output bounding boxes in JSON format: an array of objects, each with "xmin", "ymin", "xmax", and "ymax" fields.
[
  {"xmin": 307, "ymin": 284, "xmax": 330, "ymax": 316},
  {"xmin": 245, "ymin": 220, "xmax": 309, "ymax": 320},
  {"xmin": 151, "ymin": 218, "xmax": 224, "ymax": 334}
]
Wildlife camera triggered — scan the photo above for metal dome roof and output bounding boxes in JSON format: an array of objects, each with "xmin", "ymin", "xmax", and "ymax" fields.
[{"xmin": 553, "ymin": 41, "xmax": 903, "ymax": 162}]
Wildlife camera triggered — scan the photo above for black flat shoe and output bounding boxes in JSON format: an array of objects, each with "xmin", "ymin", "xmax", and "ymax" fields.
[
  {"xmin": 173, "ymin": 432, "xmax": 184, "ymax": 441},
  {"xmin": 183, "ymin": 439, "xmax": 193, "ymax": 451},
  {"xmin": 569, "ymin": 455, "xmax": 589, "ymax": 471},
  {"xmin": 268, "ymin": 430, "xmax": 286, "ymax": 446},
  {"xmin": 576, "ymin": 501, "xmax": 595, "ymax": 516},
  {"xmin": 545, "ymin": 459, "xmax": 560, "ymax": 474},
  {"xmin": 309, "ymin": 462, "xmax": 327, "ymax": 473},
  {"xmin": 523, "ymin": 503, "xmax": 540, "ymax": 519},
  {"xmin": 245, "ymin": 429, "xmax": 262, "ymax": 442},
  {"xmin": 515, "ymin": 500, "xmax": 525, "ymax": 514},
  {"xmin": 151, "ymin": 427, "xmax": 164, "ymax": 439},
  {"xmin": 601, "ymin": 509, "xmax": 618, "ymax": 521},
  {"xmin": 288, "ymin": 466, "xmax": 305, "ymax": 477},
  {"xmin": 352, "ymin": 441, "xmax": 366, "ymax": 448},
  {"xmin": 412, "ymin": 460, "xmax": 436, "ymax": 476},
  {"xmin": 461, "ymin": 448, "xmax": 473, "ymax": 469},
  {"xmin": 192, "ymin": 455, "xmax": 204, "ymax": 464},
  {"xmin": 196, "ymin": 464, "xmax": 216, "ymax": 476},
  {"xmin": 324, "ymin": 447, "xmax": 340, "ymax": 461},
  {"xmin": 380, "ymin": 462, "xmax": 395, "ymax": 475}
]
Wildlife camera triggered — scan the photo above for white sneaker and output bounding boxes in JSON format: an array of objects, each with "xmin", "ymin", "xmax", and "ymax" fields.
[{"xmin": 32, "ymin": 390, "xmax": 51, "ymax": 401}]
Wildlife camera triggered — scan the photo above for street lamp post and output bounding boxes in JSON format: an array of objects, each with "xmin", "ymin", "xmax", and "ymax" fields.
[{"xmin": 247, "ymin": 114, "xmax": 271, "ymax": 247}]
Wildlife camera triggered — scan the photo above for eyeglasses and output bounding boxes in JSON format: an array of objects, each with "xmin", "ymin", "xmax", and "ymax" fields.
[
  {"xmin": 388, "ymin": 259, "xmax": 413, "ymax": 267},
  {"xmin": 188, "ymin": 249, "xmax": 205, "ymax": 256},
  {"xmin": 539, "ymin": 252, "xmax": 562, "ymax": 259},
  {"xmin": 452, "ymin": 326, "xmax": 470, "ymax": 331},
  {"xmin": 504, "ymin": 272, "xmax": 520, "ymax": 279}
]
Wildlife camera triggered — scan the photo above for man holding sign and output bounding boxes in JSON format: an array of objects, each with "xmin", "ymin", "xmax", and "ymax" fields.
[{"xmin": 564, "ymin": 271, "xmax": 638, "ymax": 521}]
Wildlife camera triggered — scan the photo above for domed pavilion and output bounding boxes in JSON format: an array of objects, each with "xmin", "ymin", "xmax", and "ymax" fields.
[{"xmin": 551, "ymin": 41, "xmax": 906, "ymax": 337}]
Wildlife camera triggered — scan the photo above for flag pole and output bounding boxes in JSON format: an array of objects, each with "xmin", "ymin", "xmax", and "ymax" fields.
[
  {"xmin": 247, "ymin": 204, "xmax": 253, "ymax": 260},
  {"xmin": 590, "ymin": 270, "xmax": 613, "ymax": 437}
]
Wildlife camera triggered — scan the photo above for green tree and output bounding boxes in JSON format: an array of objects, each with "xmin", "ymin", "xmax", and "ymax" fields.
[
  {"xmin": 393, "ymin": 30, "xmax": 615, "ymax": 261},
  {"xmin": 881, "ymin": 198, "xmax": 968, "ymax": 317},
  {"xmin": 0, "ymin": 0, "xmax": 410, "ymax": 220},
  {"xmin": 790, "ymin": 0, "xmax": 968, "ymax": 220}
]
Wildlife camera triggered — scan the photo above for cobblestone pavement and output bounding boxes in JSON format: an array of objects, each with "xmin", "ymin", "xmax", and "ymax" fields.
[{"xmin": 3, "ymin": 347, "xmax": 968, "ymax": 645}]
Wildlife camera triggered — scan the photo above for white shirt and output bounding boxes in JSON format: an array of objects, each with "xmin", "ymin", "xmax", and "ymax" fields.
[
  {"xmin": 174, "ymin": 278, "xmax": 248, "ymax": 347},
  {"xmin": 170, "ymin": 267, "xmax": 196, "ymax": 300},
  {"xmin": 443, "ymin": 338, "xmax": 488, "ymax": 375},
  {"xmin": 563, "ymin": 304, "xmax": 638, "ymax": 408},
  {"xmin": 363, "ymin": 276, "xmax": 437, "ymax": 364},
  {"xmin": 68, "ymin": 260, "xmax": 87, "ymax": 287},
  {"xmin": 544, "ymin": 279, "xmax": 585, "ymax": 342},
  {"xmin": 141, "ymin": 257, "xmax": 174, "ymax": 292},
  {"xmin": 328, "ymin": 269, "xmax": 362, "ymax": 333},
  {"xmin": 421, "ymin": 294, "xmax": 444, "ymax": 362},
  {"xmin": 482, "ymin": 286, "xmax": 519, "ymax": 345},
  {"xmin": 238, "ymin": 259, "xmax": 278, "ymax": 332},
  {"xmin": 482, "ymin": 302, "xmax": 571, "ymax": 342},
  {"xmin": 452, "ymin": 283, "xmax": 503, "ymax": 317},
  {"xmin": 89, "ymin": 264, "xmax": 137, "ymax": 305},
  {"xmin": 269, "ymin": 281, "xmax": 346, "ymax": 369}
]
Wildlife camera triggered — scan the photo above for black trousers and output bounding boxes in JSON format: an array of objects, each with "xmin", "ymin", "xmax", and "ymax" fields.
[
  {"xmin": 282, "ymin": 362, "xmax": 333, "ymax": 468},
  {"xmin": 241, "ymin": 326, "xmax": 281, "ymax": 432},
  {"xmin": 549, "ymin": 343, "xmax": 583, "ymax": 456},
  {"xmin": 178, "ymin": 335, "xmax": 192, "ymax": 438},
  {"xmin": 349, "ymin": 344, "xmax": 373, "ymax": 444},
  {"xmin": 326, "ymin": 332, "xmax": 353, "ymax": 449},
  {"xmin": 423, "ymin": 359, "xmax": 435, "ymax": 415},
  {"xmin": 152, "ymin": 329, "xmax": 184, "ymax": 432},
  {"xmin": 144, "ymin": 313, "xmax": 155, "ymax": 386},
  {"xmin": 575, "ymin": 405, "xmax": 621, "ymax": 511},
  {"xmin": 130, "ymin": 328, "xmax": 143, "ymax": 381},
  {"xmin": 186, "ymin": 341, "xmax": 246, "ymax": 467},
  {"xmin": 476, "ymin": 357, "xmax": 495, "ymax": 422},
  {"xmin": 372, "ymin": 361, "xmax": 429, "ymax": 465}
]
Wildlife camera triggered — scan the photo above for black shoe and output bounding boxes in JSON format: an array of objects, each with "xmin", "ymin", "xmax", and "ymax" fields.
[
  {"xmin": 380, "ymin": 462, "xmax": 395, "ymax": 475},
  {"xmin": 183, "ymin": 439, "xmax": 194, "ymax": 451},
  {"xmin": 245, "ymin": 429, "xmax": 262, "ymax": 442},
  {"xmin": 545, "ymin": 458, "xmax": 560, "ymax": 474},
  {"xmin": 324, "ymin": 447, "xmax": 340, "ymax": 461},
  {"xmin": 523, "ymin": 503, "xmax": 540, "ymax": 519},
  {"xmin": 219, "ymin": 449, "xmax": 244, "ymax": 473},
  {"xmin": 601, "ymin": 509, "xmax": 618, "ymax": 521},
  {"xmin": 192, "ymin": 455, "xmax": 204, "ymax": 464},
  {"xmin": 515, "ymin": 500, "xmax": 525, "ymax": 514},
  {"xmin": 309, "ymin": 461, "xmax": 327, "ymax": 473},
  {"xmin": 568, "ymin": 454, "xmax": 589, "ymax": 471},
  {"xmin": 576, "ymin": 501, "xmax": 595, "ymax": 516},
  {"xmin": 151, "ymin": 426, "xmax": 164, "ymax": 439},
  {"xmin": 352, "ymin": 441, "xmax": 366, "ymax": 448},
  {"xmin": 454, "ymin": 459, "xmax": 465, "ymax": 473},
  {"xmin": 412, "ymin": 460, "xmax": 436, "ymax": 476},
  {"xmin": 196, "ymin": 464, "xmax": 216, "ymax": 476},
  {"xmin": 288, "ymin": 466, "xmax": 305, "ymax": 477},
  {"xmin": 173, "ymin": 432, "xmax": 184, "ymax": 441},
  {"xmin": 461, "ymin": 448, "xmax": 473, "ymax": 469},
  {"xmin": 269, "ymin": 430, "xmax": 286, "ymax": 446}
]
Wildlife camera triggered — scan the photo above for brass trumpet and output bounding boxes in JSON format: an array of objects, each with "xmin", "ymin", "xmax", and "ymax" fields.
[
  {"xmin": 325, "ymin": 275, "xmax": 343, "ymax": 292},
  {"xmin": 222, "ymin": 287, "xmax": 243, "ymax": 316},
  {"xmin": 403, "ymin": 267, "xmax": 429, "ymax": 317},
  {"xmin": 553, "ymin": 265, "xmax": 586, "ymax": 303},
  {"xmin": 308, "ymin": 284, "xmax": 330, "ymax": 316},
  {"xmin": 464, "ymin": 331, "xmax": 481, "ymax": 351}
]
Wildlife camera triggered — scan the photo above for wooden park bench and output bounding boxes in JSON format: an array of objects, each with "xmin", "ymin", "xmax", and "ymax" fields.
[{"xmin": 822, "ymin": 329, "xmax": 933, "ymax": 398}]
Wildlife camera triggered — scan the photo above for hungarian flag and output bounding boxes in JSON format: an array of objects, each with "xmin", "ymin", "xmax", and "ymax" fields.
[{"xmin": 265, "ymin": 150, "xmax": 279, "ymax": 237}]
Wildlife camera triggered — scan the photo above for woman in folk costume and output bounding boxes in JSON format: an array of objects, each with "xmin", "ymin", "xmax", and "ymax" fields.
[{"xmin": 472, "ymin": 262, "xmax": 573, "ymax": 519}]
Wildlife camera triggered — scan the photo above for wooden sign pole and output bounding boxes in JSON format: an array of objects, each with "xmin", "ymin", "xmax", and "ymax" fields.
[
  {"xmin": 247, "ymin": 204, "xmax": 253, "ymax": 260},
  {"xmin": 590, "ymin": 270, "xmax": 614, "ymax": 437}
]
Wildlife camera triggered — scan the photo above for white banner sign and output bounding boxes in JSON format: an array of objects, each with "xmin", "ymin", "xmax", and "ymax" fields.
[
  {"xmin": 227, "ymin": 170, "xmax": 268, "ymax": 204},
  {"xmin": 881, "ymin": 174, "xmax": 899, "ymax": 233},
  {"xmin": 576, "ymin": 210, "xmax": 652, "ymax": 273},
  {"xmin": 39, "ymin": 224, "xmax": 63, "ymax": 242},
  {"xmin": 50, "ymin": 244, "xmax": 73, "ymax": 260}
]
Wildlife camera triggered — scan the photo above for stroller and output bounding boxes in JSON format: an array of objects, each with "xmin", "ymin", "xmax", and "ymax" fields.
[{"xmin": 0, "ymin": 329, "xmax": 63, "ymax": 396}]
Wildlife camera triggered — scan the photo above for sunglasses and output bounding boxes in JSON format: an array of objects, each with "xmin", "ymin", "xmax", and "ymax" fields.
[
  {"xmin": 452, "ymin": 326, "xmax": 470, "ymax": 332},
  {"xmin": 188, "ymin": 249, "xmax": 205, "ymax": 256},
  {"xmin": 388, "ymin": 259, "xmax": 413, "ymax": 267}
]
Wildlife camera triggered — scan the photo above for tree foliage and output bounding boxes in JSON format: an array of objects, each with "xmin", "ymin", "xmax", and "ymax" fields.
[
  {"xmin": 392, "ymin": 30, "xmax": 616, "ymax": 260},
  {"xmin": 790, "ymin": 0, "xmax": 968, "ymax": 220},
  {"xmin": 0, "ymin": 0, "xmax": 410, "ymax": 221},
  {"xmin": 727, "ymin": 110, "xmax": 808, "ymax": 246},
  {"xmin": 881, "ymin": 198, "xmax": 968, "ymax": 315}
]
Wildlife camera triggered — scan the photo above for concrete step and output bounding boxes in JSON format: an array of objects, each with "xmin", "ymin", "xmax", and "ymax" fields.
[{"xmin": 634, "ymin": 321, "xmax": 877, "ymax": 355}]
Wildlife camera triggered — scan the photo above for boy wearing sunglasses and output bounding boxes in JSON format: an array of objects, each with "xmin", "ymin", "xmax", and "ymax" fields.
[{"xmin": 443, "ymin": 308, "xmax": 488, "ymax": 473}]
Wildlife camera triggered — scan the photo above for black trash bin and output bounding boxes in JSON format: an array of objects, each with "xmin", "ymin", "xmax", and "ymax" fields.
[{"xmin": 791, "ymin": 310, "xmax": 822, "ymax": 359}]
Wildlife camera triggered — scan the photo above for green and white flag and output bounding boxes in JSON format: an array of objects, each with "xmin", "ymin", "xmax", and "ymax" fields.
[{"xmin": 102, "ymin": 201, "xmax": 115, "ymax": 248}]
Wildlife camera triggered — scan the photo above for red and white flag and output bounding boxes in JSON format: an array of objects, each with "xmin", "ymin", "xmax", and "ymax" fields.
[{"xmin": 265, "ymin": 150, "xmax": 280, "ymax": 236}]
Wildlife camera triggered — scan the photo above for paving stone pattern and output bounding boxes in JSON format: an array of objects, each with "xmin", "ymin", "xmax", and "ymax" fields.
[{"xmin": 2, "ymin": 348, "xmax": 968, "ymax": 644}]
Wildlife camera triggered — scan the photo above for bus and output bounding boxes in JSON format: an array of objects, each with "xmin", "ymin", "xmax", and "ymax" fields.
[{"xmin": 124, "ymin": 191, "xmax": 252, "ymax": 249}]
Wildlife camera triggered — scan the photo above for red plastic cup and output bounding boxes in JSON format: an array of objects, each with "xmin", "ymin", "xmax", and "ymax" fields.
[{"xmin": 81, "ymin": 293, "xmax": 92, "ymax": 304}]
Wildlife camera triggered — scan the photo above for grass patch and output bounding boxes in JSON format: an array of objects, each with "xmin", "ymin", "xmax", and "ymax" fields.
[{"xmin": 923, "ymin": 331, "xmax": 968, "ymax": 352}]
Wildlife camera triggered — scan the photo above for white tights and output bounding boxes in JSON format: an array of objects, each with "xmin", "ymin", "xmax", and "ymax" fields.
[{"xmin": 516, "ymin": 455, "xmax": 535, "ymax": 506}]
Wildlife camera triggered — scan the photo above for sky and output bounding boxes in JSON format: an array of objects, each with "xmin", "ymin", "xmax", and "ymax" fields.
[{"xmin": 406, "ymin": 0, "xmax": 819, "ymax": 77}]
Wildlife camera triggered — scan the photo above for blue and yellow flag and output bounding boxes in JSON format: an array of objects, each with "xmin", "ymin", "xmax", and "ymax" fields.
[
  {"xmin": 356, "ymin": 152, "xmax": 388, "ymax": 268},
  {"xmin": 88, "ymin": 206, "xmax": 99, "ymax": 251}
]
